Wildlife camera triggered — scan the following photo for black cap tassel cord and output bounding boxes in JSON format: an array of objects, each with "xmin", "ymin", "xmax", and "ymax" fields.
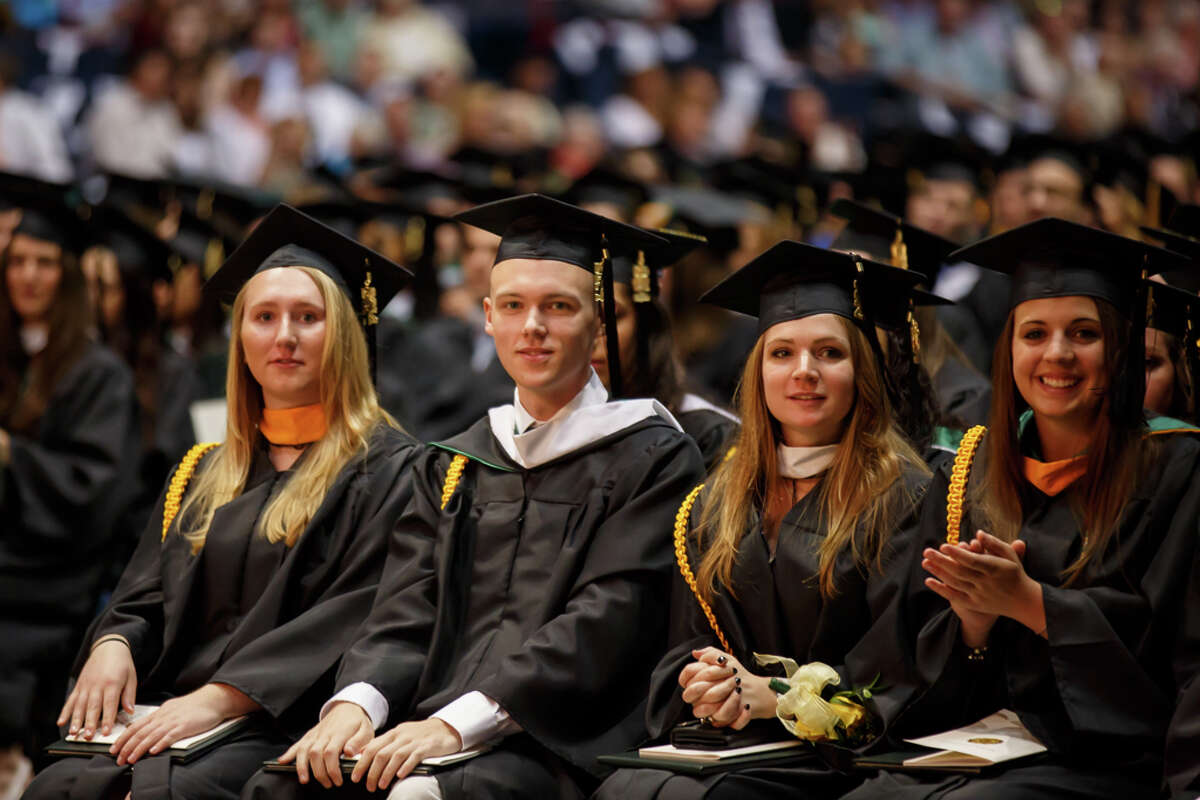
[{"xmin": 596, "ymin": 233, "xmax": 624, "ymax": 398}]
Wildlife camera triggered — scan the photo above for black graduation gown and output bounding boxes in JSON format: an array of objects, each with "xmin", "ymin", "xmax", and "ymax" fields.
[
  {"xmin": 0, "ymin": 342, "xmax": 139, "ymax": 743},
  {"xmin": 22, "ymin": 424, "xmax": 418, "ymax": 800},
  {"xmin": 246, "ymin": 413, "xmax": 704, "ymax": 800},
  {"xmin": 595, "ymin": 465, "xmax": 930, "ymax": 800},
  {"xmin": 847, "ymin": 431, "xmax": 1200, "ymax": 800},
  {"xmin": 675, "ymin": 408, "xmax": 738, "ymax": 470},
  {"xmin": 930, "ymin": 356, "xmax": 991, "ymax": 429}
]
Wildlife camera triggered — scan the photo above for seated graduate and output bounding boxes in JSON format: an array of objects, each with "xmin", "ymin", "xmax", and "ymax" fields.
[
  {"xmin": 247, "ymin": 194, "xmax": 705, "ymax": 800},
  {"xmin": 23, "ymin": 205, "xmax": 419, "ymax": 800},
  {"xmin": 1141, "ymin": 279, "xmax": 1197, "ymax": 423},
  {"xmin": 596, "ymin": 242, "xmax": 932, "ymax": 800},
  {"xmin": 831, "ymin": 199, "xmax": 992, "ymax": 431},
  {"xmin": 594, "ymin": 229, "xmax": 740, "ymax": 469},
  {"xmin": 843, "ymin": 219, "xmax": 1200, "ymax": 800},
  {"xmin": 0, "ymin": 191, "xmax": 139, "ymax": 764}
]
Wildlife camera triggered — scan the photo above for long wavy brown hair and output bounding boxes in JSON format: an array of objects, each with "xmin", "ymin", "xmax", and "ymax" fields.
[
  {"xmin": 0, "ymin": 235, "xmax": 92, "ymax": 432},
  {"xmin": 970, "ymin": 299, "xmax": 1154, "ymax": 584},
  {"xmin": 695, "ymin": 316, "xmax": 927, "ymax": 600}
]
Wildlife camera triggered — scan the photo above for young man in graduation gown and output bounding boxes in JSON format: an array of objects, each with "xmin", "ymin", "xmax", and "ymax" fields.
[{"xmin": 249, "ymin": 194, "xmax": 705, "ymax": 800}]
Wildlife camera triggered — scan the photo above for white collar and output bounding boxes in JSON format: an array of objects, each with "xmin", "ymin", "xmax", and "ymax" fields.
[
  {"xmin": 19, "ymin": 325, "xmax": 48, "ymax": 356},
  {"xmin": 679, "ymin": 392, "xmax": 740, "ymax": 423},
  {"xmin": 490, "ymin": 369, "xmax": 681, "ymax": 468},
  {"xmin": 777, "ymin": 442, "xmax": 839, "ymax": 479},
  {"xmin": 512, "ymin": 370, "xmax": 608, "ymax": 433}
]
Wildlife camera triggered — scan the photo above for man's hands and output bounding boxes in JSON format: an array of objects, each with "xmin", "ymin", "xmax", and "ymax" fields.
[
  {"xmin": 279, "ymin": 701, "xmax": 375, "ymax": 788},
  {"xmin": 110, "ymin": 683, "xmax": 257, "ymax": 766},
  {"xmin": 677, "ymin": 647, "xmax": 777, "ymax": 730},
  {"xmin": 924, "ymin": 530, "xmax": 1045, "ymax": 644},
  {"xmin": 350, "ymin": 718, "xmax": 461, "ymax": 792},
  {"xmin": 58, "ymin": 639, "xmax": 137, "ymax": 740}
]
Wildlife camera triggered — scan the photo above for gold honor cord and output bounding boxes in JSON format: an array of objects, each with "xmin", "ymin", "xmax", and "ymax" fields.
[
  {"xmin": 440, "ymin": 454, "xmax": 469, "ymax": 510},
  {"xmin": 673, "ymin": 484, "xmax": 731, "ymax": 653},
  {"xmin": 945, "ymin": 426, "xmax": 986, "ymax": 544},
  {"xmin": 162, "ymin": 442, "xmax": 221, "ymax": 541}
]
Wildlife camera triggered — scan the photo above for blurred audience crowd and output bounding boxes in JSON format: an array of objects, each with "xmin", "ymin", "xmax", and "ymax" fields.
[{"xmin": 0, "ymin": 0, "xmax": 1196, "ymax": 189}]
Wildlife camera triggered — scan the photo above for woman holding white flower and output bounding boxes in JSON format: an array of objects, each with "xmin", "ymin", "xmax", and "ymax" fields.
[{"xmin": 595, "ymin": 242, "xmax": 932, "ymax": 799}]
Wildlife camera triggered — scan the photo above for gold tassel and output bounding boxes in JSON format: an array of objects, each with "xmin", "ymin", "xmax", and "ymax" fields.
[
  {"xmin": 203, "ymin": 238, "xmax": 224, "ymax": 279},
  {"xmin": 361, "ymin": 260, "xmax": 379, "ymax": 325},
  {"xmin": 890, "ymin": 228, "xmax": 909, "ymax": 270},
  {"xmin": 909, "ymin": 308, "xmax": 921, "ymax": 363},
  {"xmin": 593, "ymin": 236, "xmax": 609, "ymax": 303},
  {"xmin": 1146, "ymin": 283, "xmax": 1157, "ymax": 327},
  {"xmin": 852, "ymin": 258, "xmax": 865, "ymax": 321},
  {"xmin": 632, "ymin": 250, "xmax": 652, "ymax": 303},
  {"xmin": 404, "ymin": 216, "xmax": 426, "ymax": 263}
]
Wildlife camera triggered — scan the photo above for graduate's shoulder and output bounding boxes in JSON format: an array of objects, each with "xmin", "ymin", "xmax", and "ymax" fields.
[{"xmin": 52, "ymin": 340, "xmax": 134, "ymax": 399}]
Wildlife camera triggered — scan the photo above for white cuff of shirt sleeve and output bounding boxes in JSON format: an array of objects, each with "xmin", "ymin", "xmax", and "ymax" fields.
[
  {"xmin": 431, "ymin": 691, "xmax": 522, "ymax": 752},
  {"xmin": 320, "ymin": 682, "xmax": 390, "ymax": 731}
]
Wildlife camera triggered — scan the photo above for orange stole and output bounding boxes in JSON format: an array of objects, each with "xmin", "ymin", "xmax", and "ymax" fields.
[
  {"xmin": 260, "ymin": 404, "xmax": 327, "ymax": 445},
  {"xmin": 1022, "ymin": 454, "xmax": 1087, "ymax": 496}
]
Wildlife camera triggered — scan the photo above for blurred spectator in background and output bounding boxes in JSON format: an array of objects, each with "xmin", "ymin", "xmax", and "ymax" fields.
[
  {"xmin": 363, "ymin": 0, "xmax": 474, "ymax": 87},
  {"xmin": 296, "ymin": 0, "xmax": 369, "ymax": 83},
  {"xmin": 86, "ymin": 48, "xmax": 181, "ymax": 177},
  {"xmin": 0, "ymin": 54, "xmax": 72, "ymax": 182}
]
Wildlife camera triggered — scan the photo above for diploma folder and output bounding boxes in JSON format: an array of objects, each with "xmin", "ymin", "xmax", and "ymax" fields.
[
  {"xmin": 854, "ymin": 710, "xmax": 1048, "ymax": 774},
  {"xmin": 46, "ymin": 705, "xmax": 252, "ymax": 764},
  {"xmin": 598, "ymin": 741, "xmax": 814, "ymax": 776},
  {"xmin": 261, "ymin": 745, "xmax": 495, "ymax": 776}
]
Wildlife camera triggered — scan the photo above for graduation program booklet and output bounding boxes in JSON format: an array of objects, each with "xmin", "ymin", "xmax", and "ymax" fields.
[
  {"xmin": 47, "ymin": 705, "xmax": 251, "ymax": 762},
  {"xmin": 899, "ymin": 710, "xmax": 1047, "ymax": 769}
]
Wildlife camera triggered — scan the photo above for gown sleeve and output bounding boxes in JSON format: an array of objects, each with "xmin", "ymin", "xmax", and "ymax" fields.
[
  {"xmin": 330, "ymin": 445, "xmax": 446, "ymax": 714},
  {"xmin": 472, "ymin": 433, "xmax": 704, "ymax": 771},
  {"xmin": 2, "ymin": 348, "xmax": 137, "ymax": 553},
  {"xmin": 210, "ymin": 435, "xmax": 419, "ymax": 719}
]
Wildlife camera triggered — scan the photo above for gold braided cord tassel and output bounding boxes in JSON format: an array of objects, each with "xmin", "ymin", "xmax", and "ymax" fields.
[
  {"xmin": 945, "ymin": 426, "xmax": 986, "ymax": 544},
  {"xmin": 890, "ymin": 228, "xmax": 909, "ymax": 270},
  {"xmin": 852, "ymin": 258, "xmax": 865, "ymax": 320},
  {"xmin": 361, "ymin": 265, "xmax": 379, "ymax": 326},
  {"xmin": 440, "ymin": 454, "xmax": 469, "ymax": 510},
  {"xmin": 162, "ymin": 442, "xmax": 220, "ymax": 541},
  {"xmin": 909, "ymin": 309, "xmax": 921, "ymax": 364},
  {"xmin": 722, "ymin": 446, "xmax": 737, "ymax": 462},
  {"xmin": 674, "ymin": 483, "xmax": 731, "ymax": 653}
]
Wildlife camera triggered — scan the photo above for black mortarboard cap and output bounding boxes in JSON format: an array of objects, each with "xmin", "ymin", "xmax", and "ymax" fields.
[
  {"xmin": 82, "ymin": 203, "xmax": 176, "ymax": 282},
  {"xmin": 830, "ymin": 198, "xmax": 957, "ymax": 286},
  {"xmin": 652, "ymin": 185, "xmax": 768, "ymax": 254},
  {"xmin": 206, "ymin": 204, "xmax": 411, "ymax": 379},
  {"xmin": 1142, "ymin": 204, "xmax": 1200, "ymax": 270},
  {"xmin": 454, "ymin": 193, "xmax": 666, "ymax": 271},
  {"xmin": 564, "ymin": 165, "xmax": 650, "ymax": 220},
  {"xmin": 700, "ymin": 240, "xmax": 923, "ymax": 337},
  {"xmin": 0, "ymin": 171, "xmax": 87, "ymax": 252},
  {"xmin": 1145, "ymin": 279, "xmax": 1199, "ymax": 339},
  {"xmin": 611, "ymin": 227, "xmax": 706, "ymax": 302},
  {"xmin": 948, "ymin": 217, "xmax": 1186, "ymax": 314}
]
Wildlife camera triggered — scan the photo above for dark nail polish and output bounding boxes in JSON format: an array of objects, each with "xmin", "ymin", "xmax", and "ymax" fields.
[
  {"xmin": 717, "ymin": 655, "xmax": 727, "ymax": 665},
  {"xmin": 732, "ymin": 667, "xmax": 738, "ymax": 674},
  {"xmin": 735, "ymin": 677, "xmax": 741, "ymax": 686},
  {"xmin": 744, "ymin": 704, "xmax": 751, "ymax": 710},
  {"xmin": 736, "ymin": 687, "xmax": 742, "ymax": 694}
]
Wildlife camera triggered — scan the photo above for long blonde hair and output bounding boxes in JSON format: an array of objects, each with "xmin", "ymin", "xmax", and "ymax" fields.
[
  {"xmin": 177, "ymin": 266, "xmax": 398, "ymax": 552},
  {"xmin": 695, "ymin": 316, "xmax": 927, "ymax": 600}
]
